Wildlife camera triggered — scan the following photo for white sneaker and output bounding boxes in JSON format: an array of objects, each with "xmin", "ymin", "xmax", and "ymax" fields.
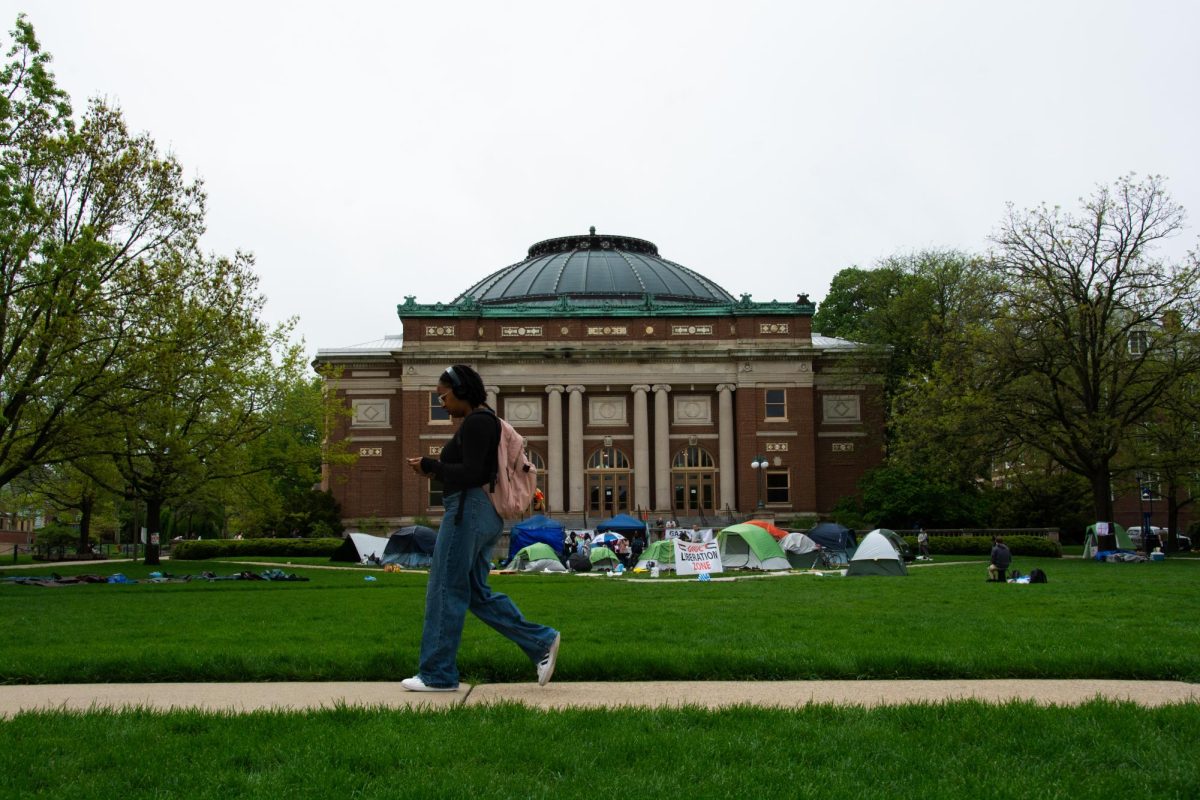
[
  {"xmin": 537, "ymin": 633, "xmax": 561, "ymax": 687},
  {"xmin": 401, "ymin": 675, "xmax": 458, "ymax": 692}
]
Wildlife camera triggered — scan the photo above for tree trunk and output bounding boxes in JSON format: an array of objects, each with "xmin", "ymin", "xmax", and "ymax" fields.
[
  {"xmin": 78, "ymin": 495, "xmax": 94, "ymax": 553},
  {"xmin": 143, "ymin": 496, "xmax": 163, "ymax": 566},
  {"xmin": 1090, "ymin": 469, "xmax": 1114, "ymax": 523}
]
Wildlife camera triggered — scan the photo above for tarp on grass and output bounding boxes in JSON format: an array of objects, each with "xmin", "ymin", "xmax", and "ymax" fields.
[
  {"xmin": 331, "ymin": 532, "xmax": 389, "ymax": 564},
  {"xmin": 718, "ymin": 524, "xmax": 791, "ymax": 570}
]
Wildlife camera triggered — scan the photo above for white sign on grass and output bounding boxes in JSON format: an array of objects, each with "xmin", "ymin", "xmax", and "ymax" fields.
[{"xmin": 673, "ymin": 540, "xmax": 724, "ymax": 575}]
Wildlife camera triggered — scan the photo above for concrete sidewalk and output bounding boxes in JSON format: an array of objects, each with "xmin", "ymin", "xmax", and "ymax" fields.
[{"xmin": 2, "ymin": 680, "xmax": 1197, "ymax": 717}]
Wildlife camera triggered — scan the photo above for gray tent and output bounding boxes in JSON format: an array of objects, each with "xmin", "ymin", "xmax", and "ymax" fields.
[
  {"xmin": 778, "ymin": 532, "xmax": 820, "ymax": 568},
  {"xmin": 846, "ymin": 530, "xmax": 908, "ymax": 576},
  {"xmin": 510, "ymin": 542, "xmax": 568, "ymax": 573}
]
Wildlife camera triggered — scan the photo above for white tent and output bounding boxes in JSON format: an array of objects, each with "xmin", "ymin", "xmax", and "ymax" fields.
[
  {"xmin": 330, "ymin": 532, "xmax": 390, "ymax": 564},
  {"xmin": 846, "ymin": 530, "xmax": 908, "ymax": 576}
]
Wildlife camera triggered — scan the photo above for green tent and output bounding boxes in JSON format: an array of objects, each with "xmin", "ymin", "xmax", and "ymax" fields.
[
  {"xmin": 589, "ymin": 545, "xmax": 621, "ymax": 570},
  {"xmin": 718, "ymin": 524, "xmax": 791, "ymax": 571},
  {"xmin": 1083, "ymin": 522, "xmax": 1134, "ymax": 559},
  {"xmin": 846, "ymin": 530, "xmax": 908, "ymax": 576},
  {"xmin": 634, "ymin": 539, "xmax": 676, "ymax": 571},
  {"xmin": 510, "ymin": 542, "xmax": 567, "ymax": 572}
]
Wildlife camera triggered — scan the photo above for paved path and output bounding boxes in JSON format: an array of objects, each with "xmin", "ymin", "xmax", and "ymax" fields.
[{"xmin": 1, "ymin": 680, "xmax": 1196, "ymax": 717}]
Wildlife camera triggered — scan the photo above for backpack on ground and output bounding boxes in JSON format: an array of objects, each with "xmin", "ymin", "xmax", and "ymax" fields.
[
  {"xmin": 485, "ymin": 410, "xmax": 538, "ymax": 520},
  {"xmin": 1029, "ymin": 568, "xmax": 1048, "ymax": 584}
]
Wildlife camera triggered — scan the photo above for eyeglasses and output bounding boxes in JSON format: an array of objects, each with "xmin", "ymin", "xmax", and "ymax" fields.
[{"xmin": 437, "ymin": 390, "xmax": 451, "ymax": 405}]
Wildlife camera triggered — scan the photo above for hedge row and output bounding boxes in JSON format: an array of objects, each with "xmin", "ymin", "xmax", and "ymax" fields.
[
  {"xmin": 170, "ymin": 538, "xmax": 343, "ymax": 560},
  {"xmin": 902, "ymin": 535, "xmax": 1061, "ymax": 558}
]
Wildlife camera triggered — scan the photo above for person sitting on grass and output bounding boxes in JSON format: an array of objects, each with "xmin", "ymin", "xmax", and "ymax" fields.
[{"xmin": 989, "ymin": 537, "xmax": 1012, "ymax": 582}]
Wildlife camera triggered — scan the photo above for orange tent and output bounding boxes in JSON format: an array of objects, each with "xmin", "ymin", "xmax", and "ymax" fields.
[{"xmin": 746, "ymin": 519, "xmax": 789, "ymax": 540}]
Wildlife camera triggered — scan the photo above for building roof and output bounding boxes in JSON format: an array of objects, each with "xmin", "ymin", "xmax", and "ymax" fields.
[{"xmin": 454, "ymin": 228, "xmax": 736, "ymax": 308}]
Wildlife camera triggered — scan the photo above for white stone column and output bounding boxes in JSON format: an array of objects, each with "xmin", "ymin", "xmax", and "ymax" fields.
[
  {"xmin": 546, "ymin": 385, "xmax": 564, "ymax": 514},
  {"xmin": 567, "ymin": 385, "xmax": 586, "ymax": 513},
  {"xmin": 486, "ymin": 385, "xmax": 499, "ymax": 410},
  {"xmin": 631, "ymin": 384, "xmax": 651, "ymax": 513},
  {"xmin": 652, "ymin": 384, "xmax": 671, "ymax": 511},
  {"xmin": 717, "ymin": 383, "xmax": 737, "ymax": 513}
]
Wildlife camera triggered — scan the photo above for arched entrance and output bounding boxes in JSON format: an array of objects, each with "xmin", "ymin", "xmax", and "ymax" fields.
[
  {"xmin": 586, "ymin": 446, "xmax": 631, "ymax": 517},
  {"xmin": 672, "ymin": 445, "xmax": 716, "ymax": 515}
]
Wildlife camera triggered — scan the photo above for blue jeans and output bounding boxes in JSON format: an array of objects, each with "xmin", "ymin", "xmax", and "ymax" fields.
[{"xmin": 418, "ymin": 487, "xmax": 558, "ymax": 687}]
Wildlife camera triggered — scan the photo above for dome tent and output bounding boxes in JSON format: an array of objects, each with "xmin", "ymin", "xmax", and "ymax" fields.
[
  {"xmin": 330, "ymin": 532, "xmax": 389, "ymax": 564},
  {"xmin": 510, "ymin": 542, "xmax": 567, "ymax": 573},
  {"xmin": 1082, "ymin": 522, "xmax": 1135, "ymax": 560},
  {"xmin": 847, "ymin": 530, "xmax": 908, "ymax": 576},
  {"xmin": 778, "ymin": 532, "xmax": 820, "ymax": 568},
  {"xmin": 634, "ymin": 539, "xmax": 677, "ymax": 572},
  {"xmin": 746, "ymin": 519, "xmax": 789, "ymax": 540},
  {"xmin": 589, "ymin": 546, "xmax": 621, "ymax": 570},
  {"xmin": 381, "ymin": 526, "xmax": 437, "ymax": 569},
  {"xmin": 507, "ymin": 515, "xmax": 565, "ymax": 561},
  {"xmin": 718, "ymin": 523, "xmax": 791, "ymax": 571}
]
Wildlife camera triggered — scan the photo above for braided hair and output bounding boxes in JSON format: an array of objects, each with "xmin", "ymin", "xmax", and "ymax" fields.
[{"xmin": 441, "ymin": 364, "xmax": 488, "ymax": 408}]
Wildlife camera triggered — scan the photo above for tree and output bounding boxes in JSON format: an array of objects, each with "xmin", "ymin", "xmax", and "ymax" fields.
[
  {"xmin": 983, "ymin": 175, "xmax": 1200, "ymax": 520},
  {"xmin": 1, "ymin": 17, "xmax": 204, "ymax": 490}
]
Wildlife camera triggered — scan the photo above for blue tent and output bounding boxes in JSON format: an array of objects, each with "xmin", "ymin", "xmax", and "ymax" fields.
[
  {"xmin": 807, "ymin": 522, "xmax": 855, "ymax": 553},
  {"xmin": 508, "ymin": 515, "xmax": 565, "ymax": 560},
  {"xmin": 595, "ymin": 514, "xmax": 649, "ymax": 535}
]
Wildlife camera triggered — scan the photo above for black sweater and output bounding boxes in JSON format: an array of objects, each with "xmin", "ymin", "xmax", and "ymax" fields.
[{"xmin": 420, "ymin": 410, "xmax": 499, "ymax": 494}]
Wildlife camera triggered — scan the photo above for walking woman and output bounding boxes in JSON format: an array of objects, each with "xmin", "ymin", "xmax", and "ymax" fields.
[{"xmin": 403, "ymin": 364, "xmax": 560, "ymax": 691}]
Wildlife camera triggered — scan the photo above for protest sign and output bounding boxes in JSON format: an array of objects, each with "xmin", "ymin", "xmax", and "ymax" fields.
[{"xmin": 673, "ymin": 539, "xmax": 724, "ymax": 575}]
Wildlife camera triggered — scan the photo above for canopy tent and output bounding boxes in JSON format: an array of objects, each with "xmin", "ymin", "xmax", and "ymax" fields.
[
  {"xmin": 718, "ymin": 524, "xmax": 791, "ymax": 571},
  {"xmin": 847, "ymin": 530, "xmax": 908, "ymax": 576},
  {"xmin": 507, "ymin": 515, "xmax": 565, "ymax": 560},
  {"xmin": 509, "ymin": 542, "xmax": 567, "ymax": 573},
  {"xmin": 595, "ymin": 514, "xmax": 649, "ymax": 535},
  {"xmin": 778, "ymin": 532, "xmax": 820, "ymax": 568},
  {"xmin": 634, "ymin": 539, "xmax": 677, "ymax": 572},
  {"xmin": 330, "ymin": 532, "xmax": 389, "ymax": 564},
  {"xmin": 589, "ymin": 546, "xmax": 621, "ymax": 570},
  {"xmin": 381, "ymin": 526, "xmax": 437, "ymax": 569},
  {"xmin": 807, "ymin": 521, "xmax": 856, "ymax": 553},
  {"xmin": 592, "ymin": 532, "xmax": 627, "ymax": 546},
  {"xmin": 745, "ymin": 519, "xmax": 789, "ymax": 540},
  {"xmin": 1083, "ymin": 522, "xmax": 1135, "ymax": 560}
]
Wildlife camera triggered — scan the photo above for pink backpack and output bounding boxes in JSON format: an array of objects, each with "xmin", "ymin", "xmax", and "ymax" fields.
[{"xmin": 486, "ymin": 412, "xmax": 538, "ymax": 520}]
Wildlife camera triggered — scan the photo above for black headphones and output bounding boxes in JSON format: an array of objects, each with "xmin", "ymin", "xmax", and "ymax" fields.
[{"xmin": 444, "ymin": 365, "xmax": 468, "ymax": 400}]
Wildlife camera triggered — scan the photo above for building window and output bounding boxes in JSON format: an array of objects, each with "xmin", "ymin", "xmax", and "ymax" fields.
[
  {"xmin": 1128, "ymin": 330, "xmax": 1150, "ymax": 356},
  {"xmin": 765, "ymin": 389, "xmax": 787, "ymax": 420},
  {"xmin": 430, "ymin": 391, "xmax": 450, "ymax": 422},
  {"xmin": 529, "ymin": 450, "xmax": 547, "ymax": 510},
  {"xmin": 766, "ymin": 471, "xmax": 790, "ymax": 504},
  {"xmin": 429, "ymin": 477, "xmax": 444, "ymax": 509},
  {"xmin": 1139, "ymin": 472, "xmax": 1162, "ymax": 501}
]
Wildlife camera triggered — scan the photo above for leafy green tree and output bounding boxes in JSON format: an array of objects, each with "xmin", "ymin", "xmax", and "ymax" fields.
[{"xmin": 1, "ymin": 16, "xmax": 204, "ymax": 490}]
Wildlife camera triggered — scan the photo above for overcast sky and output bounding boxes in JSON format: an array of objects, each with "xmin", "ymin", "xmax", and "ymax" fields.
[{"xmin": 13, "ymin": 1, "xmax": 1200, "ymax": 354}]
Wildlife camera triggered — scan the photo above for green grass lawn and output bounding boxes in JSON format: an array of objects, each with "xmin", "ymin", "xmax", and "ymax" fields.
[
  {"xmin": 2, "ymin": 702, "xmax": 1197, "ymax": 799},
  {"xmin": 3, "ymin": 556, "xmax": 1199, "ymax": 684}
]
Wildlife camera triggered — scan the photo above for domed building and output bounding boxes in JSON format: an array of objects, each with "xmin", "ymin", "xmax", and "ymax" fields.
[{"xmin": 314, "ymin": 229, "xmax": 886, "ymax": 526}]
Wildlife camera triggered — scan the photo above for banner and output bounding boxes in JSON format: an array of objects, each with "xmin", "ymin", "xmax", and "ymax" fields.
[{"xmin": 673, "ymin": 539, "xmax": 724, "ymax": 575}]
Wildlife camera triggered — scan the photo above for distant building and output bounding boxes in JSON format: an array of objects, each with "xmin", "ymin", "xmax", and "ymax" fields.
[{"xmin": 314, "ymin": 230, "xmax": 887, "ymax": 525}]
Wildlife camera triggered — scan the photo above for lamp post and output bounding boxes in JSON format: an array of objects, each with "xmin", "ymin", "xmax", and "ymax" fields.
[{"xmin": 750, "ymin": 455, "xmax": 768, "ymax": 510}]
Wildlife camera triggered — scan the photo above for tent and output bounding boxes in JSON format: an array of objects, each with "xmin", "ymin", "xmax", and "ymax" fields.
[
  {"xmin": 634, "ymin": 539, "xmax": 677, "ymax": 572},
  {"xmin": 507, "ymin": 515, "xmax": 565, "ymax": 560},
  {"xmin": 718, "ymin": 524, "xmax": 791, "ymax": 571},
  {"xmin": 509, "ymin": 542, "xmax": 567, "ymax": 573},
  {"xmin": 871, "ymin": 528, "xmax": 914, "ymax": 562},
  {"xmin": 595, "ymin": 514, "xmax": 649, "ymax": 535},
  {"xmin": 807, "ymin": 521, "xmax": 854, "ymax": 552},
  {"xmin": 381, "ymin": 526, "xmax": 437, "ymax": 569},
  {"xmin": 330, "ymin": 532, "xmax": 390, "ymax": 564},
  {"xmin": 778, "ymin": 532, "xmax": 820, "ymax": 568},
  {"xmin": 746, "ymin": 519, "xmax": 789, "ymax": 540},
  {"xmin": 1083, "ymin": 522, "xmax": 1135, "ymax": 560},
  {"xmin": 847, "ymin": 530, "xmax": 908, "ymax": 576},
  {"xmin": 589, "ymin": 546, "xmax": 621, "ymax": 570}
]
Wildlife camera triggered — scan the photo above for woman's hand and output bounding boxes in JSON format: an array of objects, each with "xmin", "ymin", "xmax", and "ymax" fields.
[{"xmin": 407, "ymin": 457, "xmax": 427, "ymax": 476}]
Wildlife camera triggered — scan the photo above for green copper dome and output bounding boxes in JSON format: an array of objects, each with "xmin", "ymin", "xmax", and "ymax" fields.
[{"xmin": 454, "ymin": 229, "xmax": 736, "ymax": 308}]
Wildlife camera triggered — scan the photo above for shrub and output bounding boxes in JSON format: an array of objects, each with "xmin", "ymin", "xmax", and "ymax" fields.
[
  {"xmin": 901, "ymin": 535, "xmax": 1061, "ymax": 558},
  {"xmin": 171, "ymin": 538, "xmax": 343, "ymax": 560}
]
